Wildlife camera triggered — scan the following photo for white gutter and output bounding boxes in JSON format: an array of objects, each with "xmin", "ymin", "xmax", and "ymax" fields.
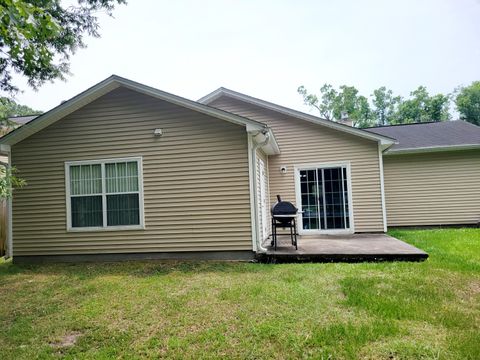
[
  {"xmin": 384, "ymin": 143, "xmax": 480, "ymax": 155},
  {"xmin": 250, "ymin": 128, "xmax": 271, "ymax": 253},
  {"xmin": 7, "ymin": 151, "xmax": 12, "ymax": 259}
]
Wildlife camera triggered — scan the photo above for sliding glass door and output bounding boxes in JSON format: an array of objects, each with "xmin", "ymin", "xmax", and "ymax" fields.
[{"xmin": 298, "ymin": 165, "xmax": 351, "ymax": 232}]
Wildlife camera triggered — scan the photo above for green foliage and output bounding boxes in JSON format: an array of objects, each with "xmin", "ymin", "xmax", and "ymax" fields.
[
  {"xmin": 0, "ymin": 97, "xmax": 40, "ymax": 127},
  {"xmin": 371, "ymin": 87, "xmax": 400, "ymax": 126},
  {"xmin": 0, "ymin": 0, "xmax": 126, "ymax": 94},
  {"xmin": 298, "ymin": 83, "xmax": 452, "ymax": 127},
  {"xmin": 0, "ymin": 229, "xmax": 479, "ymax": 358},
  {"xmin": 393, "ymin": 86, "xmax": 450, "ymax": 124},
  {"xmin": 0, "ymin": 165, "xmax": 26, "ymax": 199},
  {"xmin": 298, "ymin": 84, "xmax": 376, "ymax": 127},
  {"xmin": 455, "ymin": 81, "xmax": 480, "ymax": 125},
  {"xmin": 298, "ymin": 84, "xmax": 337, "ymax": 120}
]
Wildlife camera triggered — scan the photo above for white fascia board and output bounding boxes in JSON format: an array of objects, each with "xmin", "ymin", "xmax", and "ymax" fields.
[
  {"xmin": 1, "ymin": 79, "xmax": 120, "ymax": 146},
  {"xmin": 0, "ymin": 76, "xmax": 267, "ymax": 146},
  {"xmin": 116, "ymin": 78, "xmax": 266, "ymax": 131},
  {"xmin": 198, "ymin": 88, "xmax": 224, "ymax": 104},
  {"xmin": 385, "ymin": 144, "xmax": 480, "ymax": 155},
  {"xmin": 199, "ymin": 88, "xmax": 397, "ymax": 145}
]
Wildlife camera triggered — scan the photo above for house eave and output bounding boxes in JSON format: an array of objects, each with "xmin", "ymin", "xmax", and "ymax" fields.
[
  {"xmin": 199, "ymin": 88, "xmax": 397, "ymax": 146},
  {"xmin": 0, "ymin": 76, "xmax": 269, "ymax": 147},
  {"xmin": 249, "ymin": 127, "xmax": 280, "ymax": 155}
]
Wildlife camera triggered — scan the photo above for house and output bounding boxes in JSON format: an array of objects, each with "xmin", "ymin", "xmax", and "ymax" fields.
[{"xmin": 0, "ymin": 75, "xmax": 478, "ymax": 262}]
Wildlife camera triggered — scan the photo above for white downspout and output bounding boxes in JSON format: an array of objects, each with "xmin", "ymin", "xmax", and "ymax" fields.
[
  {"xmin": 251, "ymin": 129, "xmax": 271, "ymax": 253},
  {"xmin": 0, "ymin": 152, "xmax": 13, "ymax": 259},
  {"xmin": 7, "ymin": 151, "xmax": 12, "ymax": 259},
  {"xmin": 378, "ymin": 142, "xmax": 387, "ymax": 233},
  {"xmin": 378, "ymin": 142, "xmax": 395, "ymax": 233}
]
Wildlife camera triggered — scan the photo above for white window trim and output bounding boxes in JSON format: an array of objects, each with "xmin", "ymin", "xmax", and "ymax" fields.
[
  {"xmin": 65, "ymin": 156, "xmax": 145, "ymax": 232},
  {"xmin": 294, "ymin": 161, "xmax": 355, "ymax": 235}
]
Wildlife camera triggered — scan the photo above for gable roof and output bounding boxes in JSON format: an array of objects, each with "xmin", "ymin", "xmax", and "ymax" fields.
[
  {"xmin": 198, "ymin": 87, "xmax": 397, "ymax": 148},
  {"xmin": 366, "ymin": 120, "xmax": 480, "ymax": 154},
  {"xmin": 0, "ymin": 75, "xmax": 280, "ymax": 154}
]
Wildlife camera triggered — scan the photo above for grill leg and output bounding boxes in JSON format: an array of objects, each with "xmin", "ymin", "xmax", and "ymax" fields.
[
  {"xmin": 273, "ymin": 219, "xmax": 277, "ymax": 251},
  {"xmin": 293, "ymin": 219, "xmax": 298, "ymax": 250},
  {"xmin": 274, "ymin": 222, "xmax": 277, "ymax": 251},
  {"xmin": 290, "ymin": 222, "xmax": 294, "ymax": 245},
  {"xmin": 271, "ymin": 217, "xmax": 275, "ymax": 247}
]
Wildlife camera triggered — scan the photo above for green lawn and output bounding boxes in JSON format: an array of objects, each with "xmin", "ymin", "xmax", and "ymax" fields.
[{"xmin": 0, "ymin": 228, "xmax": 479, "ymax": 359}]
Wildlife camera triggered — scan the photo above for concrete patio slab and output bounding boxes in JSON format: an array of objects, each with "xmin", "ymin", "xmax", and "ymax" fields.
[{"xmin": 258, "ymin": 233, "xmax": 428, "ymax": 263}]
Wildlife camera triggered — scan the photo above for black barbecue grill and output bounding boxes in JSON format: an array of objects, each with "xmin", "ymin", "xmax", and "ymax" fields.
[{"xmin": 271, "ymin": 195, "xmax": 298, "ymax": 250}]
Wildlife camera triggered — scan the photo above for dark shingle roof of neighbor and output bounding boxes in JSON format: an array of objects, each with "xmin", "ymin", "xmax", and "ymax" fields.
[
  {"xmin": 365, "ymin": 120, "xmax": 480, "ymax": 152},
  {"xmin": 8, "ymin": 115, "xmax": 39, "ymax": 125}
]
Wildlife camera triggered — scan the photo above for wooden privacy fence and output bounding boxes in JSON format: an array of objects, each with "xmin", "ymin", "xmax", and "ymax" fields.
[{"xmin": 0, "ymin": 200, "xmax": 6, "ymax": 257}]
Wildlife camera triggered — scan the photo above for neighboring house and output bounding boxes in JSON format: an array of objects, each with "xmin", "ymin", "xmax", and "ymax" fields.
[
  {"xmin": 0, "ymin": 115, "xmax": 38, "ymax": 164},
  {"xmin": 0, "ymin": 75, "xmax": 478, "ymax": 261}
]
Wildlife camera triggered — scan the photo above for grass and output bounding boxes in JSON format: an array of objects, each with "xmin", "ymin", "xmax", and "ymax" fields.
[{"xmin": 0, "ymin": 228, "xmax": 479, "ymax": 359}]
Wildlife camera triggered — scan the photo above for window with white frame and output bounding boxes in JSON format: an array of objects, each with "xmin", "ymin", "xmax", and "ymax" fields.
[{"xmin": 66, "ymin": 158, "xmax": 143, "ymax": 230}]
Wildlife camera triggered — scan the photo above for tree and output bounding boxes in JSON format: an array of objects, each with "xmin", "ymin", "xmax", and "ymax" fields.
[
  {"xmin": 371, "ymin": 87, "xmax": 400, "ymax": 126},
  {"xmin": 0, "ymin": 97, "xmax": 41, "ymax": 128},
  {"xmin": 298, "ymin": 84, "xmax": 375, "ymax": 128},
  {"xmin": 355, "ymin": 95, "xmax": 374, "ymax": 128},
  {"xmin": 0, "ymin": 165, "xmax": 25, "ymax": 199},
  {"xmin": 0, "ymin": 0, "xmax": 125, "ymax": 199},
  {"xmin": 298, "ymin": 84, "xmax": 451, "ymax": 127},
  {"xmin": 298, "ymin": 84, "xmax": 337, "ymax": 121},
  {"xmin": 427, "ymin": 93, "xmax": 451, "ymax": 122},
  {"xmin": 0, "ymin": 0, "xmax": 126, "ymax": 94},
  {"xmin": 393, "ymin": 86, "xmax": 450, "ymax": 124},
  {"xmin": 455, "ymin": 81, "xmax": 480, "ymax": 125},
  {"xmin": 333, "ymin": 86, "xmax": 375, "ymax": 127}
]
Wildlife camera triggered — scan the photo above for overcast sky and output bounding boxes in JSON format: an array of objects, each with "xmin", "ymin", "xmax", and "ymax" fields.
[{"xmin": 12, "ymin": 0, "xmax": 480, "ymax": 115}]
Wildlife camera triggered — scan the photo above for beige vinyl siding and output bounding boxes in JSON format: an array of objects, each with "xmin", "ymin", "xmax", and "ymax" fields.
[
  {"xmin": 383, "ymin": 150, "xmax": 480, "ymax": 226},
  {"xmin": 11, "ymin": 87, "xmax": 252, "ymax": 256},
  {"xmin": 210, "ymin": 98, "xmax": 384, "ymax": 232}
]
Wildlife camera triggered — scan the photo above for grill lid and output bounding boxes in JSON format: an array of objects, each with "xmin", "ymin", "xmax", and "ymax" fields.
[{"xmin": 271, "ymin": 195, "xmax": 298, "ymax": 216}]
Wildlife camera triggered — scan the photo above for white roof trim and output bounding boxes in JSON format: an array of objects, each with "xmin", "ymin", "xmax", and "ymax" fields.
[
  {"xmin": 0, "ymin": 75, "xmax": 278, "ymax": 148},
  {"xmin": 384, "ymin": 144, "xmax": 480, "ymax": 155},
  {"xmin": 199, "ymin": 87, "xmax": 397, "ymax": 146}
]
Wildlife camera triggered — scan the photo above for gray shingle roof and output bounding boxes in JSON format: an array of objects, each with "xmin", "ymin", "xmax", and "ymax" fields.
[
  {"xmin": 8, "ymin": 115, "xmax": 39, "ymax": 125},
  {"xmin": 365, "ymin": 120, "xmax": 480, "ymax": 152}
]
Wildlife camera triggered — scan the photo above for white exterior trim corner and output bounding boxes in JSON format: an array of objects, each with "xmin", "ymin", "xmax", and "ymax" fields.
[
  {"xmin": 6, "ymin": 151, "xmax": 13, "ymax": 258},
  {"xmin": 378, "ymin": 143, "xmax": 388, "ymax": 232},
  {"xmin": 247, "ymin": 134, "xmax": 258, "ymax": 252}
]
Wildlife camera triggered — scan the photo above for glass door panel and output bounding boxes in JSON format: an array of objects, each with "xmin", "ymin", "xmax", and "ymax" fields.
[{"xmin": 299, "ymin": 166, "xmax": 350, "ymax": 231}]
